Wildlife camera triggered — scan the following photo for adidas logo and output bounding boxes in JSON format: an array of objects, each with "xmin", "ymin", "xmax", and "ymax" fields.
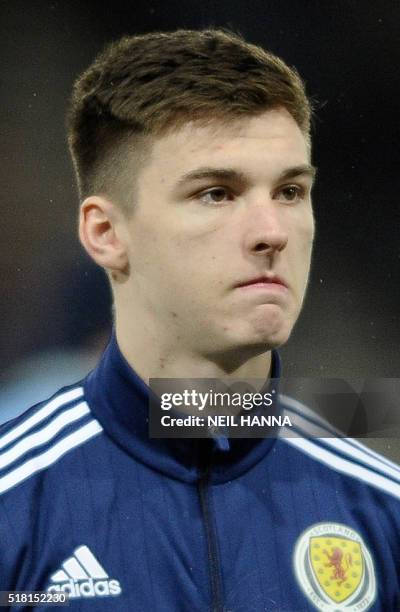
[{"xmin": 46, "ymin": 545, "xmax": 122, "ymax": 599}]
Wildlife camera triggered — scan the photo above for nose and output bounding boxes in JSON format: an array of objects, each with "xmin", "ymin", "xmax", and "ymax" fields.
[{"xmin": 243, "ymin": 201, "xmax": 289, "ymax": 256}]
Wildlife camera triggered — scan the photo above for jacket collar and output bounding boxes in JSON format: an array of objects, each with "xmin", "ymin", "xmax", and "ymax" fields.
[{"xmin": 84, "ymin": 332, "xmax": 281, "ymax": 484}]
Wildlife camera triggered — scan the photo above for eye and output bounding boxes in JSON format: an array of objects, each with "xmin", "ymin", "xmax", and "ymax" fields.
[
  {"xmin": 198, "ymin": 187, "xmax": 233, "ymax": 205},
  {"xmin": 276, "ymin": 184, "xmax": 306, "ymax": 203}
]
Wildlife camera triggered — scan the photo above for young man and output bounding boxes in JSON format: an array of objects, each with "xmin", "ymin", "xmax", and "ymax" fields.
[{"xmin": 0, "ymin": 29, "xmax": 399, "ymax": 611}]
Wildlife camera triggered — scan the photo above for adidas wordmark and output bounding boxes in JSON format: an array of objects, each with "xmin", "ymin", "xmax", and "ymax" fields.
[{"xmin": 46, "ymin": 545, "xmax": 122, "ymax": 598}]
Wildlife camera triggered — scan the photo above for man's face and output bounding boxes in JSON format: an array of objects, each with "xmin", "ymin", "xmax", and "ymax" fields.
[{"xmin": 120, "ymin": 108, "xmax": 315, "ymax": 359}]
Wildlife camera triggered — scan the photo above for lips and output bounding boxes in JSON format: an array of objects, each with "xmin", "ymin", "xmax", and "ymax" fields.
[{"xmin": 236, "ymin": 275, "xmax": 288, "ymax": 289}]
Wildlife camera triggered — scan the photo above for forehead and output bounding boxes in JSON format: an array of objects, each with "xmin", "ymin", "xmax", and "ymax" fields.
[{"xmin": 142, "ymin": 108, "xmax": 310, "ymax": 182}]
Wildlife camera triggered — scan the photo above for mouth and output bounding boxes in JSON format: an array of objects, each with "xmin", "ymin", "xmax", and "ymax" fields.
[{"xmin": 235, "ymin": 275, "xmax": 289, "ymax": 290}]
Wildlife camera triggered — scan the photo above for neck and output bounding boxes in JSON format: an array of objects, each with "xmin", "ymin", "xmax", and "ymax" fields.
[{"xmin": 115, "ymin": 320, "xmax": 272, "ymax": 384}]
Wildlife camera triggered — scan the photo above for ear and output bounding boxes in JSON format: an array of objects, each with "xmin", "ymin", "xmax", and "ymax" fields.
[{"xmin": 79, "ymin": 196, "xmax": 129, "ymax": 273}]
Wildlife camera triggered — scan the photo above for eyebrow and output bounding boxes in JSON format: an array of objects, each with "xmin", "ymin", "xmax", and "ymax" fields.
[
  {"xmin": 176, "ymin": 164, "xmax": 317, "ymax": 187},
  {"xmin": 279, "ymin": 164, "xmax": 317, "ymax": 181}
]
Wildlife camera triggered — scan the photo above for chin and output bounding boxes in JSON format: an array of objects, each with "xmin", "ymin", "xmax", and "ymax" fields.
[
  {"xmin": 214, "ymin": 310, "xmax": 297, "ymax": 353},
  {"xmin": 246, "ymin": 313, "xmax": 295, "ymax": 349},
  {"xmin": 252, "ymin": 329, "xmax": 291, "ymax": 351},
  {"xmin": 226, "ymin": 327, "xmax": 292, "ymax": 357}
]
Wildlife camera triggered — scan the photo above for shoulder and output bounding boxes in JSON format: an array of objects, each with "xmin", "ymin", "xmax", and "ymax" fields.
[
  {"xmin": 0, "ymin": 383, "xmax": 103, "ymax": 498},
  {"xmin": 279, "ymin": 393, "xmax": 400, "ymax": 504}
]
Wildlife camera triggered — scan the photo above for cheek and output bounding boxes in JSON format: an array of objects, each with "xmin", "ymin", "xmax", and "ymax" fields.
[
  {"xmin": 169, "ymin": 222, "xmax": 226, "ymax": 265},
  {"xmin": 297, "ymin": 211, "xmax": 315, "ymax": 252},
  {"xmin": 289, "ymin": 215, "xmax": 315, "ymax": 284},
  {"xmin": 132, "ymin": 231, "xmax": 220, "ymax": 292}
]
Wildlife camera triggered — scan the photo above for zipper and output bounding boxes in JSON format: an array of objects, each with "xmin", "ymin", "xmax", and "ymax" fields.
[{"xmin": 197, "ymin": 445, "xmax": 224, "ymax": 612}]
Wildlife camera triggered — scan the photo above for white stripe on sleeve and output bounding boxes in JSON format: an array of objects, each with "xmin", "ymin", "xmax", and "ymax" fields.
[{"xmin": 0, "ymin": 387, "xmax": 84, "ymax": 450}]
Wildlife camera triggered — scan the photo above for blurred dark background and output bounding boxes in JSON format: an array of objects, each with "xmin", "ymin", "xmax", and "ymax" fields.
[{"xmin": 1, "ymin": 1, "xmax": 399, "ymax": 454}]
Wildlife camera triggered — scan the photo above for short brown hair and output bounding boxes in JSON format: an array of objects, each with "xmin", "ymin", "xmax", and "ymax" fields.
[{"xmin": 67, "ymin": 29, "xmax": 312, "ymax": 209}]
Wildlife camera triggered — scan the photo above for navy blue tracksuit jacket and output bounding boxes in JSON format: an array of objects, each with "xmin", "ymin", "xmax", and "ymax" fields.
[{"xmin": 0, "ymin": 334, "xmax": 399, "ymax": 611}]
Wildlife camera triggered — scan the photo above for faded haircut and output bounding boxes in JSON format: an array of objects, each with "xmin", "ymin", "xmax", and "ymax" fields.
[{"xmin": 67, "ymin": 29, "xmax": 312, "ymax": 211}]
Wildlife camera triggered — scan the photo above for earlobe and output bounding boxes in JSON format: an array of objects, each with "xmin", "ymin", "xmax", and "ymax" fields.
[{"xmin": 79, "ymin": 196, "xmax": 129, "ymax": 273}]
